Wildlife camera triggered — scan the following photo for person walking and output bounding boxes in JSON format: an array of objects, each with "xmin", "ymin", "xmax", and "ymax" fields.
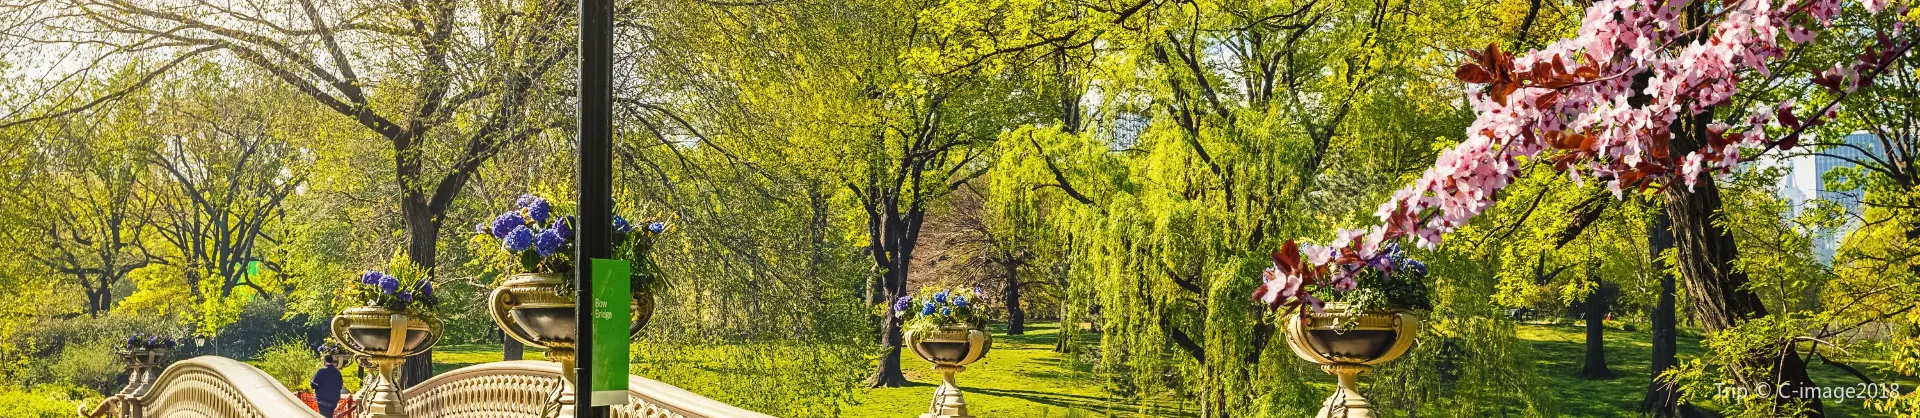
[{"xmin": 311, "ymin": 357, "xmax": 344, "ymax": 416}]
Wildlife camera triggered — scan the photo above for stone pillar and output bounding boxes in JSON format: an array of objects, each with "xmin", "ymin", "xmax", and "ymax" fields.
[
  {"xmin": 1316, "ymin": 364, "xmax": 1375, "ymax": 418},
  {"xmin": 920, "ymin": 365, "xmax": 973, "ymax": 418}
]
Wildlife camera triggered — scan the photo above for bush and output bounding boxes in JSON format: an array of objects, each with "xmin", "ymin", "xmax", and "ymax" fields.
[
  {"xmin": 216, "ymin": 298, "xmax": 326, "ymax": 360},
  {"xmin": 256, "ymin": 339, "xmax": 318, "ymax": 392},
  {"xmin": 9, "ymin": 315, "xmax": 183, "ymax": 363},
  {"xmin": 0, "ymin": 384, "xmax": 101, "ymax": 418},
  {"xmin": 46, "ymin": 339, "xmax": 123, "ymax": 394}
]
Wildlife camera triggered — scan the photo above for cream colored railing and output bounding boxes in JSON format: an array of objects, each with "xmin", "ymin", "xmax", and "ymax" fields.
[
  {"xmin": 93, "ymin": 356, "xmax": 774, "ymax": 418},
  {"xmin": 404, "ymin": 360, "xmax": 776, "ymax": 418},
  {"xmin": 92, "ymin": 356, "xmax": 324, "ymax": 418}
]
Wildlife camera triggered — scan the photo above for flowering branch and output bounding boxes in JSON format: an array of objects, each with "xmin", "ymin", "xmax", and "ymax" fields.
[{"xmin": 1257, "ymin": 0, "xmax": 1907, "ymax": 312}]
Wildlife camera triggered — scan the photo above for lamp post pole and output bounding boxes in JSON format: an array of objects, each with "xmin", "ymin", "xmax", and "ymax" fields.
[{"xmin": 575, "ymin": 0, "xmax": 613, "ymax": 416}]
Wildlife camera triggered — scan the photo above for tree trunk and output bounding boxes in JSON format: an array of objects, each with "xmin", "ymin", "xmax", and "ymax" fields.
[
  {"xmin": 86, "ymin": 288, "xmax": 109, "ymax": 318},
  {"xmin": 502, "ymin": 330, "xmax": 524, "ymax": 361},
  {"xmin": 399, "ymin": 198, "xmax": 439, "ymax": 388},
  {"xmin": 1665, "ymin": 134, "xmax": 1822, "ymax": 416},
  {"xmin": 867, "ymin": 314, "xmax": 909, "ymax": 387},
  {"xmin": 1004, "ymin": 261, "xmax": 1025, "ymax": 335},
  {"xmin": 867, "ymin": 258, "xmax": 910, "ymax": 387},
  {"xmin": 1581, "ymin": 279, "xmax": 1615, "ymax": 379},
  {"xmin": 865, "ymin": 224, "xmax": 913, "ymax": 388},
  {"xmin": 1644, "ymin": 209, "xmax": 1680, "ymax": 416}
]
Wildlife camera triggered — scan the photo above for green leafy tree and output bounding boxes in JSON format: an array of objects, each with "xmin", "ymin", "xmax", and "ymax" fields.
[{"xmin": 2, "ymin": 0, "xmax": 577, "ymax": 385}]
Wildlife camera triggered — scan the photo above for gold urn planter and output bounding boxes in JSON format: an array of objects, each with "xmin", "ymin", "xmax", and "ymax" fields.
[
  {"xmin": 331, "ymin": 306, "xmax": 442, "ymax": 418},
  {"xmin": 905, "ymin": 325, "xmax": 991, "ymax": 418},
  {"xmin": 1285, "ymin": 303, "xmax": 1420, "ymax": 418},
  {"xmin": 487, "ymin": 272, "xmax": 656, "ymax": 417}
]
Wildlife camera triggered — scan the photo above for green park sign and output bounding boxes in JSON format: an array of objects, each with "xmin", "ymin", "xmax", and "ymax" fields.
[{"xmin": 589, "ymin": 258, "xmax": 630, "ymax": 406}]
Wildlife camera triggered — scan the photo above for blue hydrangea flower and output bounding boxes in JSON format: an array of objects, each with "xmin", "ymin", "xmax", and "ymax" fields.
[
  {"xmin": 417, "ymin": 280, "xmax": 435, "ymax": 298},
  {"xmin": 1406, "ymin": 260, "xmax": 1428, "ymax": 277},
  {"xmin": 492, "ymin": 211, "xmax": 528, "ymax": 238},
  {"xmin": 527, "ymin": 198, "xmax": 553, "ymax": 223},
  {"xmin": 941, "ymin": 306, "xmax": 952, "ymax": 316},
  {"xmin": 932, "ymin": 290, "xmax": 949, "ymax": 304},
  {"xmin": 612, "ymin": 215, "xmax": 634, "ymax": 234},
  {"xmin": 953, "ymin": 295, "xmax": 968, "ymax": 307},
  {"xmin": 920, "ymin": 302, "xmax": 936, "ymax": 316},
  {"xmin": 555, "ymin": 216, "xmax": 574, "ymax": 240},
  {"xmin": 147, "ymin": 336, "xmax": 159, "ymax": 346},
  {"xmin": 360, "ymin": 271, "xmax": 383, "ymax": 285},
  {"xmin": 647, "ymin": 222, "xmax": 667, "ymax": 233},
  {"xmin": 396, "ymin": 292, "xmax": 413, "ymax": 302},
  {"xmin": 128, "ymin": 335, "xmax": 140, "ymax": 347},
  {"xmin": 378, "ymin": 274, "xmax": 400, "ymax": 294},
  {"xmin": 534, "ymin": 228, "xmax": 565, "ymax": 256},
  {"xmin": 503, "ymin": 226, "xmax": 535, "ymax": 252},
  {"xmin": 516, "ymin": 194, "xmax": 542, "ymax": 208},
  {"xmin": 892, "ymin": 296, "xmax": 910, "ymax": 313}
]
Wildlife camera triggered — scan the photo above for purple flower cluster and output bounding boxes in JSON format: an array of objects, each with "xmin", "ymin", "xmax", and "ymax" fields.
[
  {"xmin": 124, "ymin": 334, "xmax": 178, "ymax": 350},
  {"xmin": 482, "ymin": 194, "xmax": 673, "ymax": 277},
  {"xmin": 359, "ymin": 269, "xmax": 438, "ymax": 309},
  {"xmin": 903, "ymin": 287, "xmax": 978, "ymax": 322},
  {"xmin": 486, "ymin": 194, "xmax": 563, "ymax": 256}
]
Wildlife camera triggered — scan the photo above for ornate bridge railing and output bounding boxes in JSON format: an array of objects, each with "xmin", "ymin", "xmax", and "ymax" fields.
[
  {"xmin": 87, "ymin": 357, "xmax": 774, "ymax": 418},
  {"xmin": 405, "ymin": 360, "xmax": 776, "ymax": 418},
  {"xmin": 84, "ymin": 356, "xmax": 322, "ymax": 418}
]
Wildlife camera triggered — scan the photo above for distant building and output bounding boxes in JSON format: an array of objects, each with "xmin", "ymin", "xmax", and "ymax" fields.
[{"xmin": 1773, "ymin": 131, "xmax": 1879, "ymax": 264}]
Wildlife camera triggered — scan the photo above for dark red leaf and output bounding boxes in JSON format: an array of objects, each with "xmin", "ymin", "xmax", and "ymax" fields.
[
  {"xmin": 1456, "ymin": 64, "xmax": 1494, "ymax": 84},
  {"xmin": 1575, "ymin": 65, "xmax": 1599, "ymax": 79},
  {"xmin": 1811, "ymin": 72, "xmax": 1843, "ymax": 93},
  {"xmin": 1777, "ymin": 106, "xmax": 1801, "ymax": 130},
  {"xmin": 1273, "ymin": 240, "xmax": 1301, "ymax": 276}
]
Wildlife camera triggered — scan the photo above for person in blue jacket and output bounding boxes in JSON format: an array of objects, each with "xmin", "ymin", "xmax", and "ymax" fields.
[{"xmin": 311, "ymin": 356, "xmax": 344, "ymax": 416}]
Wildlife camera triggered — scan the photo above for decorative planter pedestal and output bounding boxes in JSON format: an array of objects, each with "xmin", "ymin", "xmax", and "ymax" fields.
[
  {"xmin": 487, "ymin": 273, "xmax": 654, "ymax": 418},
  {"xmin": 112, "ymin": 346, "xmax": 169, "ymax": 417},
  {"xmin": 1284, "ymin": 304, "xmax": 1420, "ymax": 418},
  {"xmin": 331, "ymin": 306, "xmax": 442, "ymax": 418},
  {"xmin": 905, "ymin": 325, "xmax": 991, "ymax": 418}
]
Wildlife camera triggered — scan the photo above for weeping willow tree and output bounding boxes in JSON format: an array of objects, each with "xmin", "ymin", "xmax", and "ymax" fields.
[{"xmin": 969, "ymin": 0, "xmax": 1581, "ymax": 414}]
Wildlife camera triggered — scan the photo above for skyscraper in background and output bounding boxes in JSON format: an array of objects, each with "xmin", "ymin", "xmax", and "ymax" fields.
[{"xmin": 1773, "ymin": 131, "xmax": 1879, "ymax": 264}]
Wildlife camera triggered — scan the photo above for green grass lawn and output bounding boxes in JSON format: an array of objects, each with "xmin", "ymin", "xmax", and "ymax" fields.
[
  {"xmin": 1514, "ymin": 322, "xmax": 1913, "ymax": 417},
  {"xmin": 413, "ymin": 322, "xmax": 1912, "ymax": 417},
  {"xmin": 839, "ymin": 322, "xmax": 1191, "ymax": 418}
]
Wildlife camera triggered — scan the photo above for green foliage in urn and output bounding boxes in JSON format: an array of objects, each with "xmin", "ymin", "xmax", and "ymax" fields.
[{"xmin": 897, "ymin": 287, "xmax": 985, "ymax": 335}]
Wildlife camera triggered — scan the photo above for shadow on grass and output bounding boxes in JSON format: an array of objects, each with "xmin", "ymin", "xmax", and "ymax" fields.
[{"xmin": 966, "ymin": 386, "xmax": 1126, "ymax": 414}]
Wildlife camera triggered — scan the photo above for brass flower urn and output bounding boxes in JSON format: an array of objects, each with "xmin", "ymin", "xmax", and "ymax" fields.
[
  {"xmin": 1284, "ymin": 303, "xmax": 1420, "ymax": 418},
  {"xmin": 487, "ymin": 273, "xmax": 656, "ymax": 417},
  {"xmin": 330, "ymin": 306, "xmax": 442, "ymax": 418},
  {"xmin": 905, "ymin": 325, "xmax": 992, "ymax": 418}
]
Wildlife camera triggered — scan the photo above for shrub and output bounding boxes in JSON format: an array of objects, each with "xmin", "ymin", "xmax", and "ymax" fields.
[
  {"xmin": 256, "ymin": 339, "xmax": 318, "ymax": 392},
  {"xmin": 216, "ymin": 298, "xmax": 326, "ymax": 360},
  {"xmin": 0, "ymin": 384, "xmax": 99, "ymax": 418},
  {"xmin": 47, "ymin": 339, "xmax": 123, "ymax": 394},
  {"xmin": 9, "ymin": 315, "xmax": 182, "ymax": 363}
]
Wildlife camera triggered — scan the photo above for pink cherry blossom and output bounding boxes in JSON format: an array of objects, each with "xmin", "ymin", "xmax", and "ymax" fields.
[{"xmin": 1258, "ymin": 0, "xmax": 1905, "ymax": 312}]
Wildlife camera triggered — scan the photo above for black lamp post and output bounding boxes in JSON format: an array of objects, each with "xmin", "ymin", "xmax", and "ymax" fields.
[{"xmin": 574, "ymin": 0, "xmax": 613, "ymax": 417}]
